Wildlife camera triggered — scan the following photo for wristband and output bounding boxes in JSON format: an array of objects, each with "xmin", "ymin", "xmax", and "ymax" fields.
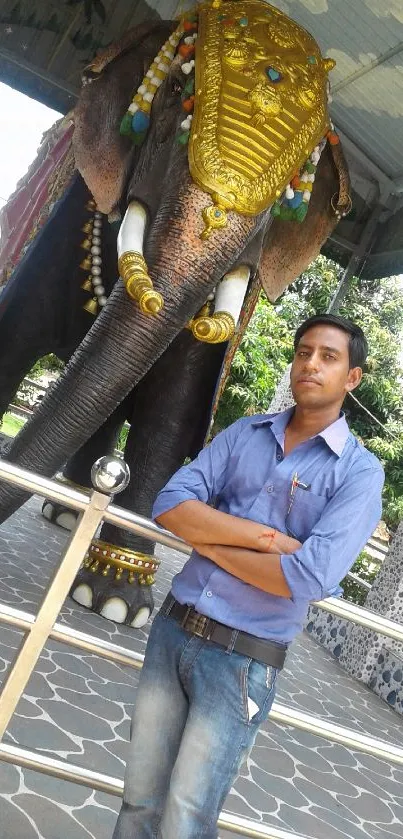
[{"xmin": 265, "ymin": 528, "xmax": 276, "ymax": 552}]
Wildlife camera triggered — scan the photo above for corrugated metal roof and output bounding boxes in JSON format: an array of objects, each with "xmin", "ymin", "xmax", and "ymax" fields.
[{"xmin": 277, "ymin": 0, "xmax": 403, "ymax": 183}]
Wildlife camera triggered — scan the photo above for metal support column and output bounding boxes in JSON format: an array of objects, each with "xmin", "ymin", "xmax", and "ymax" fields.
[{"xmin": 327, "ymin": 202, "xmax": 383, "ymax": 314}]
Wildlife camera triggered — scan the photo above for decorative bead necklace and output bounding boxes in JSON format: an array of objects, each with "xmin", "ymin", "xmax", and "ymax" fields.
[
  {"xmin": 120, "ymin": 21, "xmax": 189, "ymax": 144},
  {"xmin": 119, "ymin": 11, "xmax": 199, "ymax": 146},
  {"xmin": 80, "ymin": 200, "xmax": 108, "ymax": 315},
  {"xmin": 271, "ymin": 137, "xmax": 328, "ymax": 223},
  {"xmin": 271, "ymin": 114, "xmax": 343, "ymax": 223}
]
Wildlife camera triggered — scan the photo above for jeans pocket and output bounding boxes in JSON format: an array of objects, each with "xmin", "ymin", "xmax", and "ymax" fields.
[{"xmin": 241, "ymin": 658, "xmax": 278, "ymax": 726}]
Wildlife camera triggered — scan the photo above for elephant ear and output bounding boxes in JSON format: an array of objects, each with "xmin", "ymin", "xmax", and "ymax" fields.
[
  {"xmin": 258, "ymin": 141, "xmax": 351, "ymax": 302},
  {"xmin": 72, "ymin": 22, "xmax": 174, "ymax": 215}
]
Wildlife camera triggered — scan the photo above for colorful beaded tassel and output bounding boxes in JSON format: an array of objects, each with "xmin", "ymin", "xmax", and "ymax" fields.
[
  {"xmin": 176, "ymin": 22, "xmax": 198, "ymax": 145},
  {"xmin": 271, "ymin": 136, "xmax": 328, "ymax": 223},
  {"xmin": 120, "ymin": 24, "xmax": 185, "ymax": 144}
]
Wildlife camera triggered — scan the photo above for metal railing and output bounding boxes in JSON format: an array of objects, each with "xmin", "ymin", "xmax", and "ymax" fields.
[
  {"xmin": 346, "ymin": 571, "xmax": 372, "ymax": 591},
  {"xmin": 1, "ymin": 457, "xmax": 403, "ymax": 839}
]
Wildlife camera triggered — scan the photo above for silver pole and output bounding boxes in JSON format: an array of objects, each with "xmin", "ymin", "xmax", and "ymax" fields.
[
  {"xmin": 0, "ymin": 489, "xmax": 110, "ymax": 739},
  {"xmin": 0, "ymin": 603, "xmax": 143, "ymax": 671},
  {"xmin": 104, "ymin": 501, "xmax": 192, "ymax": 554},
  {"xmin": 0, "ymin": 459, "xmax": 89, "ymax": 511},
  {"xmin": 2, "ymin": 602, "xmax": 403, "ymax": 767},
  {"xmin": 0, "ymin": 741, "xmax": 123, "ymax": 796},
  {"xmin": 0, "ymin": 459, "xmax": 191, "ymax": 555},
  {"xmin": 0, "ymin": 742, "xmax": 312, "ymax": 839},
  {"xmin": 270, "ymin": 702, "xmax": 403, "ymax": 766},
  {"xmin": 346, "ymin": 572, "xmax": 372, "ymax": 591},
  {"xmin": 218, "ymin": 813, "xmax": 313, "ymax": 839},
  {"xmin": 315, "ymin": 595, "xmax": 403, "ymax": 642}
]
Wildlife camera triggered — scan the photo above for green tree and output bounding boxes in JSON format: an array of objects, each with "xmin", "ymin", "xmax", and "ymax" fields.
[{"xmin": 29, "ymin": 354, "xmax": 65, "ymax": 377}]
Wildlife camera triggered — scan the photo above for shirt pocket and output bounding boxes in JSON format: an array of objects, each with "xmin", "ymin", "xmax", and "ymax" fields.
[{"xmin": 286, "ymin": 486, "xmax": 327, "ymax": 542}]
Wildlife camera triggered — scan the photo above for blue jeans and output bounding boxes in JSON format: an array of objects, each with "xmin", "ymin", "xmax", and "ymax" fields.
[{"xmin": 112, "ymin": 610, "xmax": 278, "ymax": 839}]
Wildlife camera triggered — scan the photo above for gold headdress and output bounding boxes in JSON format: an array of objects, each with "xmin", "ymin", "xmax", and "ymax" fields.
[{"xmin": 120, "ymin": 0, "xmax": 337, "ymax": 238}]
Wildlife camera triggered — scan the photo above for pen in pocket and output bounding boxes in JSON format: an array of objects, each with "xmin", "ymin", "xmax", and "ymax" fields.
[{"xmin": 296, "ymin": 480, "xmax": 311, "ymax": 491}]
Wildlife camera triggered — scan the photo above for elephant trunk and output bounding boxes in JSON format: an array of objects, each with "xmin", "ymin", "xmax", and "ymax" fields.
[{"xmin": 0, "ymin": 183, "xmax": 263, "ymax": 522}]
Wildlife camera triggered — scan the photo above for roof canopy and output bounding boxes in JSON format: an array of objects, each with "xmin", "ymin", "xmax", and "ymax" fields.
[{"xmin": 1, "ymin": 0, "xmax": 403, "ymax": 279}]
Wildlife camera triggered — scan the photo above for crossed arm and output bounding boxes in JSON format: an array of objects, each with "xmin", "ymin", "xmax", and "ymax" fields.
[{"xmin": 156, "ymin": 500, "xmax": 302, "ymax": 598}]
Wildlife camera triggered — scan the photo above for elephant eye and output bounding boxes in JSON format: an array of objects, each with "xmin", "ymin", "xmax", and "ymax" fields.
[{"xmin": 171, "ymin": 79, "xmax": 183, "ymax": 95}]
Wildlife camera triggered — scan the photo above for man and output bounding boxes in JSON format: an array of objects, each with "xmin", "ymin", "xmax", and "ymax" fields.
[{"xmin": 112, "ymin": 314, "xmax": 384, "ymax": 839}]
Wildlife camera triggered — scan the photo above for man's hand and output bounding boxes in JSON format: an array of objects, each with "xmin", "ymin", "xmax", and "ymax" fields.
[
  {"xmin": 257, "ymin": 529, "xmax": 302, "ymax": 555},
  {"xmin": 157, "ymin": 500, "xmax": 301, "ymax": 554},
  {"xmin": 192, "ymin": 543, "xmax": 292, "ymax": 598}
]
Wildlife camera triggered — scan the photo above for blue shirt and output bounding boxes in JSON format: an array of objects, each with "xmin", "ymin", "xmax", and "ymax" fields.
[{"xmin": 152, "ymin": 408, "xmax": 384, "ymax": 645}]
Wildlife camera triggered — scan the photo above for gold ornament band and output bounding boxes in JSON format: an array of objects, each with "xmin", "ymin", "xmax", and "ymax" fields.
[
  {"xmin": 83, "ymin": 539, "xmax": 160, "ymax": 585},
  {"xmin": 118, "ymin": 251, "xmax": 164, "ymax": 315},
  {"xmin": 191, "ymin": 311, "xmax": 235, "ymax": 343}
]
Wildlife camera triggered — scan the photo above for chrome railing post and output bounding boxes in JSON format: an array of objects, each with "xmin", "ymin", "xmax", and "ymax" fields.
[{"xmin": 0, "ymin": 455, "xmax": 130, "ymax": 740}]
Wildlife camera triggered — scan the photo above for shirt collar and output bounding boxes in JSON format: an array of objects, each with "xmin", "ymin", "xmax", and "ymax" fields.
[{"xmin": 252, "ymin": 407, "xmax": 349, "ymax": 457}]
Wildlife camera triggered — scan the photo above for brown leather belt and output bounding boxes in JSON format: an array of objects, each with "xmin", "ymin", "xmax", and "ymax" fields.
[{"xmin": 160, "ymin": 595, "xmax": 287, "ymax": 670}]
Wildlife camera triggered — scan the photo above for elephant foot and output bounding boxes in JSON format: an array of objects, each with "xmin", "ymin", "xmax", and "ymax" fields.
[
  {"xmin": 70, "ymin": 538, "xmax": 160, "ymax": 628},
  {"xmin": 42, "ymin": 476, "xmax": 90, "ymax": 530},
  {"xmin": 42, "ymin": 500, "xmax": 79, "ymax": 531}
]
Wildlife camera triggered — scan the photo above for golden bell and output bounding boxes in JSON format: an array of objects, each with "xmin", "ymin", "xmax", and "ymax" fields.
[
  {"xmin": 82, "ymin": 221, "xmax": 94, "ymax": 234},
  {"xmin": 83, "ymin": 297, "xmax": 98, "ymax": 315},
  {"xmin": 80, "ymin": 237, "xmax": 92, "ymax": 251},
  {"xmin": 86, "ymin": 199, "xmax": 96, "ymax": 211},
  {"xmin": 80, "ymin": 256, "xmax": 92, "ymax": 271},
  {"xmin": 81, "ymin": 278, "xmax": 93, "ymax": 292}
]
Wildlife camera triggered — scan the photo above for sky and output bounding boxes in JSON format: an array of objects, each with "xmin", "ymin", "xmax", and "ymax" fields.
[{"xmin": 0, "ymin": 83, "xmax": 61, "ymax": 209}]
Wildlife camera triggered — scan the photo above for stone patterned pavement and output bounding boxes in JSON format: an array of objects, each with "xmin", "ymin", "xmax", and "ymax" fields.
[{"xmin": 0, "ymin": 497, "xmax": 403, "ymax": 839}]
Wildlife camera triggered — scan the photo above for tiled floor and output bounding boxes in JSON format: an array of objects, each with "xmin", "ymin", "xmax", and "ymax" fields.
[{"xmin": 0, "ymin": 497, "xmax": 403, "ymax": 839}]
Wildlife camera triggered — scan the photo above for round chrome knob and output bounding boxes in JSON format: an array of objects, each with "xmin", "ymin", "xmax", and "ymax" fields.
[{"xmin": 91, "ymin": 455, "xmax": 130, "ymax": 495}]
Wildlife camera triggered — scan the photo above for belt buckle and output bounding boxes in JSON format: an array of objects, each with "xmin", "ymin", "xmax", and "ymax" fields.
[{"xmin": 183, "ymin": 609, "xmax": 209, "ymax": 638}]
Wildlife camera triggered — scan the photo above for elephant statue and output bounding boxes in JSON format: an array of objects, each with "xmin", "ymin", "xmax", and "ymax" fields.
[{"xmin": 0, "ymin": 1, "xmax": 350, "ymax": 628}]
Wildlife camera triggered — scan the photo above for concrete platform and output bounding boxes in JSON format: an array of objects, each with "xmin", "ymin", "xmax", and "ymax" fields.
[{"xmin": 0, "ymin": 497, "xmax": 402, "ymax": 839}]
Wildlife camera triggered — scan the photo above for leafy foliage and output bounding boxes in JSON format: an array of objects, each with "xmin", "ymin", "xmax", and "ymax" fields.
[
  {"xmin": 29, "ymin": 354, "xmax": 64, "ymax": 377},
  {"xmin": 117, "ymin": 423, "xmax": 130, "ymax": 453},
  {"xmin": 0, "ymin": 412, "xmax": 24, "ymax": 438},
  {"xmin": 341, "ymin": 551, "xmax": 381, "ymax": 607}
]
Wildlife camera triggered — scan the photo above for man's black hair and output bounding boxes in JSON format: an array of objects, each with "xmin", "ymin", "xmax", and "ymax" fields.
[{"xmin": 294, "ymin": 314, "xmax": 368, "ymax": 369}]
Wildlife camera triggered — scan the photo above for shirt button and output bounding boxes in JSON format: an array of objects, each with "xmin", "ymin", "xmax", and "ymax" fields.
[
  {"xmin": 267, "ymin": 485, "xmax": 274, "ymax": 493},
  {"xmin": 206, "ymin": 591, "xmax": 213, "ymax": 597},
  {"xmin": 276, "ymin": 453, "xmax": 283, "ymax": 462}
]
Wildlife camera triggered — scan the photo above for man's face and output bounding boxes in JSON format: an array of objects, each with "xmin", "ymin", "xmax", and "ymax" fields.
[{"xmin": 290, "ymin": 324, "xmax": 362, "ymax": 409}]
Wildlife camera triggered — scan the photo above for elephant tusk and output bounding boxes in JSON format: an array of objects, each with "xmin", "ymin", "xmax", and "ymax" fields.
[
  {"xmin": 191, "ymin": 265, "xmax": 250, "ymax": 344},
  {"xmin": 117, "ymin": 201, "xmax": 164, "ymax": 316}
]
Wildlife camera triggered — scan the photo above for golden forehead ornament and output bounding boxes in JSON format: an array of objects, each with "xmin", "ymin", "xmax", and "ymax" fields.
[{"xmin": 188, "ymin": 1, "xmax": 335, "ymax": 238}]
